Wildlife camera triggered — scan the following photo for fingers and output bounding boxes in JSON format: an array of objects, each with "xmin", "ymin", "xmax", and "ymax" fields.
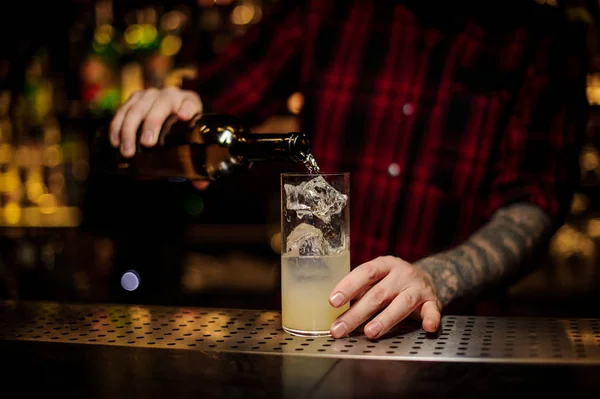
[
  {"xmin": 328, "ymin": 256, "xmax": 442, "ymax": 339},
  {"xmin": 138, "ymin": 98, "xmax": 176, "ymax": 148},
  {"xmin": 120, "ymin": 89, "xmax": 160, "ymax": 157},
  {"xmin": 363, "ymin": 287, "xmax": 424, "ymax": 339},
  {"xmin": 109, "ymin": 91, "xmax": 143, "ymax": 147},
  {"xmin": 330, "ymin": 277, "xmax": 397, "ymax": 339},
  {"xmin": 140, "ymin": 92, "xmax": 202, "ymax": 147},
  {"xmin": 177, "ymin": 93, "xmax": 203, "ymax": 120},
  {"xmin": 109, "ymin": 88, "xmax": 203, "ymax": 157},
  {"xmin": 329, "ymin": 257, "xmax": 391, "ymax": 309},
  {"xmin": 352, "ymin": 284, "xmax": 373, "ymax": 304},
  {"xmin": 418, "ymin": 300, "xmax": 441, "ymax": 333}
]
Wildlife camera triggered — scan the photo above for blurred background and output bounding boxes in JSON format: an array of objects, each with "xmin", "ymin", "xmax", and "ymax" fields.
[{"xmin": 0, "ymin": 0, "xmax": 599, "ymax": 316}]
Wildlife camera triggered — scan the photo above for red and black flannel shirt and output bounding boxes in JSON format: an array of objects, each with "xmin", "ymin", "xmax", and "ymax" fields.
[{"xmin": 183, "ymin": 0, "xmax": 588, "ymax": 267}]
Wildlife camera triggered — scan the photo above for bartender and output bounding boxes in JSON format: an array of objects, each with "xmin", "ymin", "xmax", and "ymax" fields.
[{"xmin": 108, "ymin": 1, "xmax": 588, "ymax": 339}]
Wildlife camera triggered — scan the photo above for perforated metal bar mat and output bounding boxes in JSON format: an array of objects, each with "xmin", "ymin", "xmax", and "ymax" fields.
[{"xmin": 1, "ymin": 300, "xmax": 600, "ymax": 364}]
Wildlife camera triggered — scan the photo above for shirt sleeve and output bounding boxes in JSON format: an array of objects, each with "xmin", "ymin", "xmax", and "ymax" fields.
[
  {"xmin": 181, "ymin": 1, "xmax": 306, "ymax": 126},
  {"xmin": 486, "ymin": 18, "xmax": 589, "ymax": 231}
]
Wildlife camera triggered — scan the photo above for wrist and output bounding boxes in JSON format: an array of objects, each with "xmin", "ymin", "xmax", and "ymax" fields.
[{"xmin": 414, "ymin": 255, "xmax": 458, "ymax": 308}]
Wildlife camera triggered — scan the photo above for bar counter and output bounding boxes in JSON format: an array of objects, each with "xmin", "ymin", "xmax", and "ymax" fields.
[{"xmin": 1, "ymin": 300, "xmax": 600, "ymax": 398}]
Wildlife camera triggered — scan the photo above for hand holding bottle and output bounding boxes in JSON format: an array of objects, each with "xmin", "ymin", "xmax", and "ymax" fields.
[
  {"xmin": 109, "ymin": 87, "xmax": 203, "ymax": 158},
  {"xmin": 100, "ymin": 88, "xmax": 310, "ymax": 187}
]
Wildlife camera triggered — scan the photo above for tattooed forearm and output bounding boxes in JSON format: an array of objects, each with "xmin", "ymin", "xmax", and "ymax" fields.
[{"xmin": 415, "ymin": 203, "xmax": 552, "ymax": 307}]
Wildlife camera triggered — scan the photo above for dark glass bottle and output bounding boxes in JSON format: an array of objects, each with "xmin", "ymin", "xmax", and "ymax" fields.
[{"xmin": 91, "ymin": 113, "xmax": 311, "ymax": 181}]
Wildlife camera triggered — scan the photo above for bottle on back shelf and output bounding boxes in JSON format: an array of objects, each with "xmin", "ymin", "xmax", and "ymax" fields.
[{"xmin": 91, "ymin": 113, "xmax": 313, "ymax": 181}]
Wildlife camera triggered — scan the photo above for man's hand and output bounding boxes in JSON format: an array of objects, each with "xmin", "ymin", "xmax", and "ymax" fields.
[
  {"xmin": 328, "ymin": 256, "xmax": 441, "ymax": 339},
  {"xmin": 109, "ymin": 87, "xmax": 203, "ymax": 158}
]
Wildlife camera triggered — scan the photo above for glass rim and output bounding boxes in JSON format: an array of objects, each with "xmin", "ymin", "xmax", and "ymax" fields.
[{"xmin": 281, "ymin": 172, "xmax": 350, "ymax": 177}]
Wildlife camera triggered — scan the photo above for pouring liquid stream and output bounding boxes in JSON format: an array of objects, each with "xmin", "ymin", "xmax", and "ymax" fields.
[{"xmin": 302, "ymin": 153, "xmax": 321, "ymax": 175}]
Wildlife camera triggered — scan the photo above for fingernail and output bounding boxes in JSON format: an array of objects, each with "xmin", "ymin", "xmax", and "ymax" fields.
[
  {"xmin": 121, "ymin": 142, "xmax": 132, "ymax": 156},
  {"xmin": 142, "ymin": 130, "xmax": 153, "ymax": 144},
  {"xmin": 329, "ymin": 292, "xmax": 345, "ymax": 307},
  {"xmin": 366, "ymin": 321, "xmax": 382, "ymax": 338},
  {"xmin": 330, "ymin": 321, "xmax": 348, "ymax": 338},
  {"xmin": 425, "ymin": 318, "xmax": 438, "ymax": 331},
  {"xmin": 110, "ymin": 135, "xmax": 119, "ymax": 147}
]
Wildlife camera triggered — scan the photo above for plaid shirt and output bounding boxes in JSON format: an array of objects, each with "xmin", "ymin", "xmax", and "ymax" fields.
[{"xmin": 183, "ymin": 0, "xmax": 588, "ymax": 267}]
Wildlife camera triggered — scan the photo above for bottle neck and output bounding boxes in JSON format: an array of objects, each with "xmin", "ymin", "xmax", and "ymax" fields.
[{"xmin": 231, "ymin": 133, "xmax": 311, "ymax": 162}]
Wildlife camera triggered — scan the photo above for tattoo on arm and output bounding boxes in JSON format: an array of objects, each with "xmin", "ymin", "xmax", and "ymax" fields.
[{"xmin": 415, "ymin": 203, "xmax": 552, "ymax": 307}]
